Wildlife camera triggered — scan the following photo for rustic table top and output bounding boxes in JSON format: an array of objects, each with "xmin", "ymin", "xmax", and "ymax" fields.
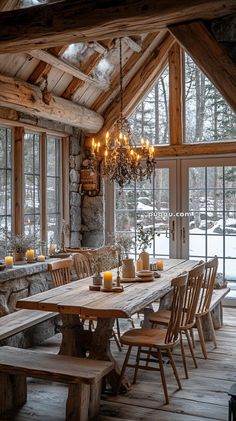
[{"xmin": 17, "ymin": 259, "xmax": 197, "ymax": 319}]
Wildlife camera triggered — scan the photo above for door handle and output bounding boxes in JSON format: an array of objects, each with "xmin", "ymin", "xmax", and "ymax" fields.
[
  {"xmin": 166, "ymin": 221, "xmax": 175, "ymax": 241},
  {"xmin": 181, "ymin": 227, "xmax": 186, "ymax": 244}
]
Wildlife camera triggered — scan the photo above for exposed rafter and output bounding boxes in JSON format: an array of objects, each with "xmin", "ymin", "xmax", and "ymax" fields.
[
  {"xmin": 0, "ymin": 1, "xmax": 19, "ymax": 12},
  {"xmin": 62, "ymin": 51, "xmax": 102, "ymax": 100},
  {"xmin": 169, "ymin": 20, "xmax": 236, "ymax": 114},
  {"xmin": 28, "ymin": 49, "xmax": 109, "ymax": 90},
  {"xmin": 0, "ymin": 1, "xmax": 236, "ymax": 53},
  {"xmin": 28, "ymin": 46, "xmax": 67, "ymax": 85},
  {"xmin": 91, "ymin": 32, "xmax": 159, "ymax": 113},
  {"xmin": 123, "ymin": 36, "xmax": 142, "ymax": 53},
  {"xmin": 0, "ymin": 73, "xmax": 104, "ymax": 133},
  {"xmin": 95, "ymin": 32, "xmax": 175, "ymax": 140}
]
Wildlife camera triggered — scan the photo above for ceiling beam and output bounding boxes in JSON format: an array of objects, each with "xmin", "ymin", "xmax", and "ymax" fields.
[
  {"xmin": 28, "ymin": 49, "xmax": 108, "ymax": 90},
  {"xmin": 123, "ymin": 37, "xmax": 142, "ymax": 53},
  {"xmin": 0, "ymin": 0, "xmax": 236, "ymax": 53},
  {"xmin": 0, "ymin": 73, "xmax": 104, "ymax": 133},
  {"xmin": 62, "ymin": 51, "xmax": 102, "ymax": 99},
  {"xmin": 169, "ymin": 20, "xmax": 236, "ymax": 114},
  {"xmin": 28, "ymin": 45, "xmax": 67, "ymax": 85},
  {"xmin": 95, "ymin": 32, "xmax": 175, "ymax": 140}
]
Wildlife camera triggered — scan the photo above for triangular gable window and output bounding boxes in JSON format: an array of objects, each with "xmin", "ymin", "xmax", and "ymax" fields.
[
  {"xmin": 129, "ymin": 65, "xmax": 169, "ymax": 145},
  {"xmin": 184, "ymin": 53, "xmax": 236, "ymax": 143}
]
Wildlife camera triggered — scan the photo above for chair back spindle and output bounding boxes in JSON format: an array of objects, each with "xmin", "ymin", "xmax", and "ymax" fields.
[
  {"xmin": 182, "ymin": 262, "xmax": 205, "ymax": 328},
  {"xmin": 48, "ymin": 258, "xmax": 73, "ymax": 287},
  {"xmin": 165, "ymin": 272, "xmax": 188, "ymax": 344},
  {"xmin": 196, "ymin": 256, "xmax": 218, "ymax": 315}
]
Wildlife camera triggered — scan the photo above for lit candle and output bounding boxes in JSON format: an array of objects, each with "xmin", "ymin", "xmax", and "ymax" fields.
[
  {"xmin": 5, "ymin": 256, "xmax": 13, "ymax": 269},
  {"xmin": 136, "ymin": 258, "xmax": 143, "ymax": 271},
  {"xmin": 48, "ymin": 243, "xmax": 57, "ymax": 255},
  {"xmin": 26, "ymin": 249, "xmax": 35, "ymax": 260},
  {"xmin": 37, "ymin": 255, "xmax": 46, "ymax": 262},
  {"xmin": 106, "ymin": 131, "xmax": 109, "ymax": 145},
  {"xmin": 157, "ymin": 259, "xmax": 164, "ymax": 271},
  {"xmin": 103, "ymin": 271, "xmax": 113, "ymax": 289},
  {"xmin": 91, "ymin": 138, "xmax": 95, "ymax": 154}
]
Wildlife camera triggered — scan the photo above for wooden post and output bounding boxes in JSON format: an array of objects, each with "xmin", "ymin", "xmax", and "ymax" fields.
[
  {"xmin": 169, "ymin": 43, "xmax": 183, "ymax": 145},
  {"xmin": 66, "ymin": 383, "xmax": 90, "ymax": 421},
  {"xmin": 13, "ymin": 127, "xmax": 24, "ymax": 235},
  {"xmin": 0, "ymin": 373, "xmax": 27, "ymax": 416},
  {"xmin": 62, "ymin": 136, "xmax": 70, "ymax": 247}
]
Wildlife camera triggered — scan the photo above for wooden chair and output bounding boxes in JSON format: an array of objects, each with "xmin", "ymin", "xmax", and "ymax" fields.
[
  {"xmin": 48, "ymin": 258, "xmax": 73, "ymax": 287},
  {"xmin": 149, "ymin": 262, "xmax": 205, "ymax": 379},
  {"xmin": 118, "ymin": 272, "xmax": 188, "ymax": 404},
  {"xmin": 73, "ymin": 252, "xmax": 93, "ymax": 279},
  {"xmin": 194, "ymin": 256, "xmax": 219, "ymax": 359}
]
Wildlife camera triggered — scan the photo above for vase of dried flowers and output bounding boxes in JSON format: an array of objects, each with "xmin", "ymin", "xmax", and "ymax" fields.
[
  {"xmin": 137, "ymin": 224, "xmax": 159, "ymax": 270},
  {"xmin": 122, "ymin": 258, "xmax": 135, "ymax": 278},
  {"xmin": 0, "ymin": 231, "xmax": 36, "ymax": 263}
]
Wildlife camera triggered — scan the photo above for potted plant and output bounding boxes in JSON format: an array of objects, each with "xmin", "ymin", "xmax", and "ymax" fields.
[
  {"xmin": 0, "ymin": 230, "xmax": 36, "ymax": 262},
  {"xmin": 137, "ymin": 224, "xmax": 159, "ymax": 270}
]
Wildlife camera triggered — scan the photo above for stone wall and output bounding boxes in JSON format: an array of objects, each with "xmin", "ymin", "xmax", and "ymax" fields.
[{"xmin": 69, "ymin": 130, "xmax": 83, "ymax": 248}]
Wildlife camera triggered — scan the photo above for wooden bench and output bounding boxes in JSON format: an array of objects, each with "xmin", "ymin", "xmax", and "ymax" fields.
[
  {"xmin": 0, "ymin": 309, "xmax": 58, "ymax": 342},
  {"xmin": 0, "ymin": 346, "xmax": 114, "ymax": 421},
  {"xmin": 201, "ymin": 287, "xmax": 230, "ymax": 340}
]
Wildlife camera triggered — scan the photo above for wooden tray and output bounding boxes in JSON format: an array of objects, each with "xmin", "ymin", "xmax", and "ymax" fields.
[
  {"xmin": 121, "ymin": 277, "xmax": 154, "ymax": 283},
  {"xmin": 101, "ymin": 286, "xmax": 124, "ymax": 293}
]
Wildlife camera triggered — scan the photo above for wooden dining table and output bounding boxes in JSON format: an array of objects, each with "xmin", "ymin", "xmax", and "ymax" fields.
[{"xmin": 17, "ymin": 258, "xmax": 197, "ymax": 391}]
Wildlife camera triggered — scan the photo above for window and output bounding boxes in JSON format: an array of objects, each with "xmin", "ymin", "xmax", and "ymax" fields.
[
  {"xmin": 0, "ymin": 127, "xmax": 12, "ymax": 256},
  {"xmin": 47, "ymin": 136, "xmax": 61, "ymax": 244},
  {"xmin": 23, "ymin": 132, "xmax": 63, "ymax": 247},
  {"xmin": 24, "ymin": 132, "xmax": 41, "ymax": 240},
  {"xmin": 129, "ymin": 66, "xmax": 169, "ymax": 145},
  {"xmin": 184, "ymin": 53, "xmax": 236, "ymax": 143},
  {"xmin": 115, "ymin": 168, "xmax": 170, "ymax": 259}
]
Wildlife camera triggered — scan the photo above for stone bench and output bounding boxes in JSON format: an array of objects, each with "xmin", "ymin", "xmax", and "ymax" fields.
[
  {"xmin": 0, "ymin": 346, "xmax": 114, "ymax": 421},
  {"xmin": 0, "ymin": 309, "xmax": 58, "ymax": 342}
]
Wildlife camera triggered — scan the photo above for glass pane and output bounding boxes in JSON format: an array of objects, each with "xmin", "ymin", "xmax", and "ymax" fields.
[
  {"xmin": 226, "ymin": 237, "xmax": 236, "ymax": 257},
  {"xmin": 47, "ymin": 137, "xmax": 61, "ymax": 245},
  {"xmin": 225, "ymin": 167, "xmax": 236, "ymax": 188},
  {"xmin": 116, "ymin": 190, "xmax": 135, "ymax": 211},
  {"xmin": 189, "ymin": 234, "xmax": 206, "ymax": 257},
  {"xmin": 225, "ymin": 259, "xmax": 236, "ymax": 280},
  {"xmin": 189, "ymin": 190, "xmax": 206, "ymax": 212},
  {"xmin": 189, "ymin": 167, "xmax": 205, "ymax": 189},
  {"xmin": 116, "ymin": 211, "xmax": 135, "ymax": 231},
  {"xmin": 0, "ymin": 128, "xmax": 7, "ymax": 168},
  {"xmin": 185, "ymin": 53, "xmax": 236, "ymax": 143},
  {"xmin": 207, "ymin": 235, "xmax": 223, "ymax": 257},
  {"xmin": 207, "ymin": 167, "xmax": 223, "ymax": 188},
  {"xmin": 129, "ymin": 65, "xmax": 169, "ymax": 145},
  {"xmin": 0, "ymin": 127, "xmax": 12, "ymax": 247}
]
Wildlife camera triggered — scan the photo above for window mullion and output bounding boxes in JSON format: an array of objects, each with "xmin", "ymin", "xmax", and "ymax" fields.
[{"xmin": 41, "ymin": 133, "xmax": 47, "ymax": 243}]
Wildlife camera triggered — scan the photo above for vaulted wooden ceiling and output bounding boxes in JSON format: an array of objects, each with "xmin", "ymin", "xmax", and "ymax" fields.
[{"xmin": 0, "ymin": 0, "xmax": 236, "ymax": 136}]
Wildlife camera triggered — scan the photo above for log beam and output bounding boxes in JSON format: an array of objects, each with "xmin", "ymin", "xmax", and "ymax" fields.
[
  {"xmin": 169, "ymin": 20, "xmax": 236, "ymax": 114},
  {"xmin": 0, "ymin": 0, "xmax": 236, "ymax": 53},
  {"xmin": 95, "ymin": 32, "xmax": 175, "ymax": 140},
  {"xmin": 0, "ymin": 74, "xmax": 104, "ymax": 133}
]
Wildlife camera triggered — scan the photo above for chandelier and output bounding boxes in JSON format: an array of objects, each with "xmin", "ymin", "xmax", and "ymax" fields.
[{"xmin": 91, "ymin": 38, "xmax": 156, "ymax": 188}]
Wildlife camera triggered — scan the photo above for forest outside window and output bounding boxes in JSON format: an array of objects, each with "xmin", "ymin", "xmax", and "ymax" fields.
[
  {"xmin": 184, "ymin": 53, "xmax": 236, "ymax": 143},
  {"xmin": 0, "ymin": 127, "xmax": 12, "ymax": 255}
]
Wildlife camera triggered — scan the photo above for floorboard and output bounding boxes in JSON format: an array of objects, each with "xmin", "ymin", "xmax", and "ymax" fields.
[{"xmin": 1, "ymin": 308, "xmax": 236, "ymax": 421}]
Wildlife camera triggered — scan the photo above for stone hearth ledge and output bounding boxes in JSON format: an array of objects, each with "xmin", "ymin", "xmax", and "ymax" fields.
[{"xmin": 0, "ymin": 262, "xmax": 48, "ymax": 284}]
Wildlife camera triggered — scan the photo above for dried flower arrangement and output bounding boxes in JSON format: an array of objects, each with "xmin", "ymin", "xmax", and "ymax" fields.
[
  {"xmin": 137, "ymin": 224, "xmax": 159, "ymax": 251},
  {"xmin": 115, "ymin": 233, "xmax": 134, "ymax": 259},
  {"xmin": 0, "ymin": 229, "xmax": 36, "ymax": 253}
]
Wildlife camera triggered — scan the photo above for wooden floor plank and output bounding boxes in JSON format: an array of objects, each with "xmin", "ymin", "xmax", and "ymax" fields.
[{"xmin": 1, "ymin": 307, "xmax": 236, "ymax": 421}]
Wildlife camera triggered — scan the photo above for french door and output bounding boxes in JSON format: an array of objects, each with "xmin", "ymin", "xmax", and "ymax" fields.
[
  {"xmin": 180, "ymin": 156, "xmax": 236, "ymax": 280},
  {"xmin": 110, "ymin": 154, "xmax": 236, "ymax": 281}
]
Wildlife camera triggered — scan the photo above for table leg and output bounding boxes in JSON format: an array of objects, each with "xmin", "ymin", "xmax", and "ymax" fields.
[
  {"xmin": 59, "ymin": 314, "xmax": 92, "ymax": 357},
  {"xmin": 89, "ymin": 317, "xmax": 130, "ymax": 393}
]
